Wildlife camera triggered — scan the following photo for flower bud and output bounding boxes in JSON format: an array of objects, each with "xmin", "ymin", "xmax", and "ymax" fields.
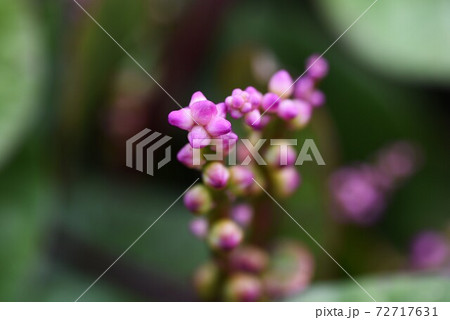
[
  {"xmin": 208, "ymin": 219, "xmax": 243, "ymax": 250},
  {"xmin": 168, "ymin": 108, "xmax": 195, "ymax": 131},
  {"xmin": 231, "ymin": 204, "xmax": 253, "ymax": 227},
  {"xmin": 229, "ymin": 246, "xmax": 269, "ymax": 273},
  {"xmin": 189, "ymin": 91, "xmax": 207, "ymax": 106},
  {"xmin": 277, "ymin": 99, "xmax": 302, "ymax": 120},
  {"xmin": 265, "ymin": 141, "xmax": 297, "ymax": 167},
  {"xmin": 189, "ymin": 218, "xmax": 208, "ymax": 239},
  {"xmin": 272, "ymin": 167, "xmax": 301, "ymax": 197},
  {"xmin": 306, "ymin": 54, "xmax": 329, "ymax": 80},
  {"xmin": 203, "ymin": 162, "xmax": 230, "ymax": 189},
  {"xmin": 223, "ymin": 273, "xmax": 263, "ymax": 302},
  {"xmin": 261, "ymin": 92, "xmax": 280, "ymax": 113},
  {"xmin": 177, "ymin": 143, "xmax": 205, "ymax": 168},
  {"xmin": 310, "ymin": 90, "xmax": 325, "ymax": 108},
  {"xmin": 190, "ymin": 100, "xmax": 218, "ymax": 126},
  {"xmin": 244, "ymin": 109, "xmax": 262, "ymax": 128},
  {"xmin": 183, "ymin": 184, "xmax": 213, "ymax": 214},
  {"xmin": 288, "ymin": 100, "xmax": 313, "ymax": 129},
  {"xmin": 193, "ymin": 262, "xmax": 219, "ymax": 301},
  {"xmin": 268, "ymin": 70, "xmax": 294, "ymax": 97},
  {"xmin": 410, "ymin": 231, "xmax": 448, "ymax": 270},
  {"xmin": 229, "ymin": 166, "xmax": 254, "ymax": 195},
  {"xmin": 188, "ymin": 126, "xmax": 211, "ymax": 149}
]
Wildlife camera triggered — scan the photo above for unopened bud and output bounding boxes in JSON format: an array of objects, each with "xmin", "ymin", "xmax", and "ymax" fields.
[
  {"xmin": 231, "ymin": 204, "xmax": 253, "ymax": 227},
  {"xmin": 202, "ymin": 162, "xmax": 230, "ymax": 189},
  {"xmin": 208, "ymin": 219, "xmax": 243, "ymax": 250},
  {"xmin": 265, "ymin": 141, "xmax": 297, "ymax": 167},
  {"xmin": 189, "ymin": 218, "xmax": 208, "ymax": 239},
  {"xmin": 229, "ymin": 166, "xmax": 254, "ymax": 195},
  {"xmin": 183, "ymin": 184, "xmax": 213, "ymax": 214},
  {"xmin": 223, "ymin": 273, "xmax": 263, "ymax": 302},
  {"xmin": 272, "ymin": 167, "xmax": 301, "ymax": 197}
]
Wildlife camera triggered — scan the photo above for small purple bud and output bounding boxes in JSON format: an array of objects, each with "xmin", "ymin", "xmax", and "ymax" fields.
[
  {"xmin": 189, "ymin": 91, "xmax": 207, "ymax": 106},
  {"xmin": 410, "ymin": 231, "xmax": 448, "ymax": 270},
  {"xmin": 203, "ymin": 162, "xmax": 230, "ymax": 189},
  {"xmin": 306, "ymin": 54, "xmax": 329, "ymax": 80},
  {"xmin": 223, "ymin": 273, "xmax": 263, "ymax": 302},
  {"xmin": 245, "ymin": 86, "xmax": 263, "ymax": 108},
  {"xmin": 289, "ymin": 100, "xmax": 313, "ymax": 129},
  {"xmin": 272, "ymin": 167, "xmax": 301, "ymax": 197},
  {"xmin": 268, "ymin": 70, "xmax": 294, "ymax": 97},
  {"xmin": 229, "ymin": 166, "xmax": 254, "ymax": 195},
  {"xmin": 231, "ymin": 204, "xmax": 253, "ymax": 227},
  {"xmin": 278, "ymin": 99, "xmax": 300, "ymax": 120},
  {"xmin": 310, "ymin": 90, "xmax": 325, "ymax": 108},
  {"xmin": 229, "ymin": 246, "xmax": 268, "ymax": 273},
  {"xmin": 177, "ymin": 143, "xmax": 205, "ymax": 168},
  {"xmin": 188, "ymin": 126, "xmax": 211, "ymax": 149},
  {"xmin": 265, "ymin": 141, "xmax": 297, "ymax": 167},
  {"xmin": 294, "ymin": 77, "xmax": 315, "ymax": 101},
  {"xmin": 329, "ymin": 167, "xmax": 385, "ymax": 225},
  {"xmin": 244, "ymin": 109, "xmax": 262, "ymax": 127},
  {"xmin": 211, "ymin": 131, "xmax": 238, "ymax": 155},
  {"xmin": 189, "ymin": 218, "xmax": 208, "ymax": 239},
  {"xmin": 261, "ymin": 92, "xmax": 280, "ymax": 113},
  {"xmin": 168, "ymin": 108, "xmax": 195, "ymax": 131},
  {"xmin": 230, "ymin": 109, "xmax": 243, "ymax": 119},
  {"xmin": 190, "ymin": 100, "xmax": 218, "ymax": 126},
  {"xmin": 183, "ymin": 184, "xmax": 213, "ymax": 214},
  {"xmin": 208, "ymin": 219, "xmax": 243, "ymax": 250},
  {"xmin": 205, "ymin": 116, "xmax": 232, "ymax": 137}
]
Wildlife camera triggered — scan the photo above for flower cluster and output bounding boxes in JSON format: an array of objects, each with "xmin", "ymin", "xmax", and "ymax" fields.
[
  {"xmin": 329, "ymin": 141, "xmax": 421, "ymax": 225},
  {"xmin": 168, "ymin": 55, "xmax": 328, "ymax": 301}
]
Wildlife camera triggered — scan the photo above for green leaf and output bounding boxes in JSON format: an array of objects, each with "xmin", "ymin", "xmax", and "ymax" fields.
[
  {"xmin": 289, "ymin": 274, "xmax": 450, "ymax": 301},
  {"xmin": 317, "ymin": 0, "xmax": 450, "ymax": 83},
  {"xmin": 0, "ymin": 0, "xmax": 44, "ymax": 168},
  {"xmin": 0, "ymin": 145, "xmax": 54, "ymax": 300}
]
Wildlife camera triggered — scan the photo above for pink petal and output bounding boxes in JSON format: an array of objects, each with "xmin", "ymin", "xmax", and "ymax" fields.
[
  {"xmin": 189, "ymin": 91, "xmax": 207, "ymax": 106},
  {"xmin": 190, "ymin": 100, "xmax": 218, "ymax": 126},
  {"xmin": 206, "ymin": 116, "xmax": 232, "ymax": 137},
  {"xmin": 188, "ymin": 126, "xmax": 211, "ymax": 149},
  {"xmin": 168, "ymin": 108, "xmax": 195, "ymax": 130}
]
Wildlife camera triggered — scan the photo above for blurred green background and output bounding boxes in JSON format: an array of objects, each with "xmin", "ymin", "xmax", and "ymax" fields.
[{"xmin": 0, "ymin": 0, "xmax": 449, "ymax": 301}]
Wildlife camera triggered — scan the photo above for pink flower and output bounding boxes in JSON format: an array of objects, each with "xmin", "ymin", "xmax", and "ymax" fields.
[{"xmin": 168, "ymin": 92, "xmax": 232, "ymax": 149}]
